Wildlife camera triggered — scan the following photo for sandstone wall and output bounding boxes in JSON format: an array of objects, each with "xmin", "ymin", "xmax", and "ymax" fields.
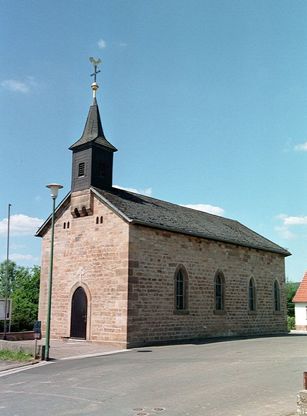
[
  {"xmin": 127, "ymin": 225, "xmax": 287, "ymax": 347},
  {"xmin": 38, "ymin": 191, "xmax": 129, "ymax": 347},
  {"xmin": 38, "ymin": 192, "xmax": 287, "ymax": 348}
]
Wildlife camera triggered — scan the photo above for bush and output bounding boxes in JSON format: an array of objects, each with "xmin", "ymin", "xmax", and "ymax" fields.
[{"xmin": 287, "ymin": 316, "xmax": 295, "ymax": 331}]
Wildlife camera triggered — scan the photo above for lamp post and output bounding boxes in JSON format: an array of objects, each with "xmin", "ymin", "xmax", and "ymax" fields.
[{"xmin": 45, "ymin": 183, "xmax": 63, "ymax": 361}]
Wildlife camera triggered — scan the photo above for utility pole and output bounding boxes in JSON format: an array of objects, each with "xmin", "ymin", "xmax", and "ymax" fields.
[{"xmin": 3, "ymin": 203, "xmax": 11, "ymax": 340}]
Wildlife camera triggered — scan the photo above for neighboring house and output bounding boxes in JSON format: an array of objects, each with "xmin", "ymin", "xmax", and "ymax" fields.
[
  {"xmin": 36, "ymin": 76, "xmax": 290, "ymax": 348},
  {"xmin": 293, "ymin": 272, "xmax": 307, "ymax": 331}
]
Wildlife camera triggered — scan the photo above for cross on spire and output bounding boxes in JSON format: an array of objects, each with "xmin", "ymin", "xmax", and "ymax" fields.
[
  {"xmin": 89, "ymin": 57, "xmax": 101, "ymax": 82},
  {"xmin": 89, "ymin": 57, "xmax": 102, "ymax": 99}
]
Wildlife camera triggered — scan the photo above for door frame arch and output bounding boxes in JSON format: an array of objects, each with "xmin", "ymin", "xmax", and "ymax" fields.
[{"xmin": 68, "ymin": 282, "xmax": 91, "ymax": 340}]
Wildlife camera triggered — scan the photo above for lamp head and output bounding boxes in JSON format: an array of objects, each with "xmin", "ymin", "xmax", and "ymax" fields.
[{"xmin": 46, "ymin": 183, "xmax": 63, "ymax": 199}]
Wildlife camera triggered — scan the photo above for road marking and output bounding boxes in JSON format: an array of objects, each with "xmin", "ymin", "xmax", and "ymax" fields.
[
  {"xmin": 2, "ymin": 389, "xmax": 105, "ymax": 404},
  {"xmin": 0, "ymin": 361, "xmax": 52, "ymax": 378},
  {"xmin": 8, "ymin": 381, "xmax": 26, "ymax": 386}
]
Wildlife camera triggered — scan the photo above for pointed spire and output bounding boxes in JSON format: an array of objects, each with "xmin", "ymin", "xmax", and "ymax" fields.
[
  {"xmin": 69, "ymin": 99, "xmax": 117, "ymax": 151},
  {"xmin": 69, "ymin": 58, "xmax": 117, "ymax": 152},
  {"xmin": 81, "ymin": 98, "xmax": 105, "ymax": 141}
]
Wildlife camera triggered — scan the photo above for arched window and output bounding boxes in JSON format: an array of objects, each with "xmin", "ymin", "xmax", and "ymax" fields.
[
  {"xmin": 274, "ymin": 280, "xmax": 281, "ymax": 311},
  {"xmin": 249, "ymin": 278, "xmax": 256, "ymax": 311},
  {"xmin": 215, "ymin": 272, "xmax": 225, "ymax": 311},
  {"xmin": 175, "ymin": 268, "xmax": 188, "ymax": 311}
]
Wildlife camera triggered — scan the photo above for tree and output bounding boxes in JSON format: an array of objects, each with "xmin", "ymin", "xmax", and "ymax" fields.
[
  {"xmin": 286, "ymin": 281, "xmax": 299, "ymax": 317},
  {"xmin": 0, "ymin": 261, "xmax": 40, "ymax": 332},
  {"xmin": 0, "ymin": 260, "xmax": 16, "ymax": 297}
]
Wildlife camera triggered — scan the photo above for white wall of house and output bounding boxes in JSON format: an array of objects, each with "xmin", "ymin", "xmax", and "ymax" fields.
[{"xmin": 295, "ymin": 303, "xmax": 307, "ymax": 329}]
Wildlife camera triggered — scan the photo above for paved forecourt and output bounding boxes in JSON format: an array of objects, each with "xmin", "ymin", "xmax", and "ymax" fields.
[
  {"xmin": 0, "ymin": 338, "xmax": 125, "ymax": 372},
  {"xmin": 0, "ymin": 334, "xmax": 306, "ymax": 416}
]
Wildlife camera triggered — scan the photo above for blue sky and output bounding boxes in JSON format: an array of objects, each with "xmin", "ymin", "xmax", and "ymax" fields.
[{"xmin": 1, "ymin": 0, "xmax": 307, "ymax": 281}]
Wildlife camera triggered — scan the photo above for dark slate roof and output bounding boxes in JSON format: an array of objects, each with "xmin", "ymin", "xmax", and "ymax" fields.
[
  {"xmin": 92, "ymin": 186, "xmax": 290, "ymax": 256},
  {"xmin": 69, "ymin": 98, "xmax": 117, "ymax": 152}
]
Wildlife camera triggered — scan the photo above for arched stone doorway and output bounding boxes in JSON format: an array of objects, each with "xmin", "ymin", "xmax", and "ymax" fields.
[{"xmin": 70, "ymin": 286, "xmax": 87, "ymax": 339}]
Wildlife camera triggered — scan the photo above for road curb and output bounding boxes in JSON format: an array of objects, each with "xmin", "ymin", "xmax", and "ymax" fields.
[
  {"xmin": 0, "ymin": 360, "xmax": 49, "ymax": 377},
  {"xmin": 0, "ymin": 359, "xmax": 40, "ymax": 373},
  {"xmin": 59, "ymin": 348, "xmax": 130, "ymax": 361}
]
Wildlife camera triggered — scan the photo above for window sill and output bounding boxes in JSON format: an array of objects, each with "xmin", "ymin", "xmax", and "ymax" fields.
[
  {"xmin": 173, "ymin": 309, "xmax": 190, "ymax": 315},
  {"xmin": 214, "ymin": 310, "xmax": 226, "ymax": 316}
]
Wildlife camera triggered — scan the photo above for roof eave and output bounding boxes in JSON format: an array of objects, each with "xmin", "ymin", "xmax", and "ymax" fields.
[
  {"xmin": 69, "ymin": 138, "xmax": 117, "ymax": 152},
  {"xmin": 35, "ymin": 192, "xmax": 71, "ymax": 237}
]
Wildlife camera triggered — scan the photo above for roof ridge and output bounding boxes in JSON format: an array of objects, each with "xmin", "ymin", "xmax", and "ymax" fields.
[{"xmin": 113, "ymin": 186, "xmax": 228, "ymax": 220}]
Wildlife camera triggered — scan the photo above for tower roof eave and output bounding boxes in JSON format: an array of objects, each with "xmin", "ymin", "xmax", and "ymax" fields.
[{"xmin": 69, "ymin": 136, "xmax": 117, "ymax": 152}]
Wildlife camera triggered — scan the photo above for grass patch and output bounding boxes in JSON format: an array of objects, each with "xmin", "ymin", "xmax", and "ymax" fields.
[{"xmin": 0, "ymin": 349, "xmax": 33, "ymax": 362}]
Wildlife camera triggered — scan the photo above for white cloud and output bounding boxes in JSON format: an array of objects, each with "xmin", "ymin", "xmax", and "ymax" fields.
[
  {"xmin": 10, "ymin": 243, "xmax": 26, "ymax": 250},
  {"xmin": 294, "ymin": 142, "xmax": 307, "ymax": 151},
  {"xmin": 1, "ymin": 79, "xmax": 29, "ymax": 93},
  {"xmin": 114, "ymin": 185, "xmax": 152, "ymax": 196},
  {"xmin": 277, "ymin": 214, "xmax": 307, "ymax": 226},
  {"xmin": 0, "ymin": 214, "xmax": 43, "ymax": 236},
  {"xmin": 1, "ymin": 77, "xmax": 37, "ymax": 94},
  {"xmin": 275, "ymin": 213, "xmax": 307, "ymax": 240},
  {"xmin": 10, "ymin": 253, "xmax": 39, "ymax": 262},
  {"xmin": 274, "ymin": 226, "xmax": 296, "ymax": 240},
  {"xmin": 98, "ymin": 39, "xmax": 107, "ymax": 49},
  {"xmin": 181, "ymin": 204, "xmax": 225, "ymax": 216}
]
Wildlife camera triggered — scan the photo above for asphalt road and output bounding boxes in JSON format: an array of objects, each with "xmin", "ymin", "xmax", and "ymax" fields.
[{"xmin": 0, "ymin": 335, "xmax": 306, "ymax": 416}]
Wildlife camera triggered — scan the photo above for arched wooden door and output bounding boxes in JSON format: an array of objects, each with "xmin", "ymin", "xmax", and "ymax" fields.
[{"xmin": 70, "ymin": 287, "xmax": 87, "ymax": 339}]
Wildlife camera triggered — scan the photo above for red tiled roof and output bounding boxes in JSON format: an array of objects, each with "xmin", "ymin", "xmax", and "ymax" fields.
[{"xmin": 293, "ymin": 272, "xmax": 307, "ymax": 302}]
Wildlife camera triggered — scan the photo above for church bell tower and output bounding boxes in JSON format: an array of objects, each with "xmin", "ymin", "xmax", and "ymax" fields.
[{"xmin": 69, "ymin": 58, "xmax": 117, "ymax": 194}]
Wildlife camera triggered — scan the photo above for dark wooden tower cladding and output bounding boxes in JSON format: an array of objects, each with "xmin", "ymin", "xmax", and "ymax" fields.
[{"xmin": 69, "ymin": 97, "xmax": 117, "ymax": 192}]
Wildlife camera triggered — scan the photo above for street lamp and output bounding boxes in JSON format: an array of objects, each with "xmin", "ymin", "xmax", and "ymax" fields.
[{"xmin": 45, "ymin": 183, "xmax": 63, "ymax": 361}]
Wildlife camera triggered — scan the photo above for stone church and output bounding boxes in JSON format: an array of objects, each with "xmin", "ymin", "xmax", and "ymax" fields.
[{"xmin": 37, "ymin": 70, "xmax": 290, "ymax": 348}]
